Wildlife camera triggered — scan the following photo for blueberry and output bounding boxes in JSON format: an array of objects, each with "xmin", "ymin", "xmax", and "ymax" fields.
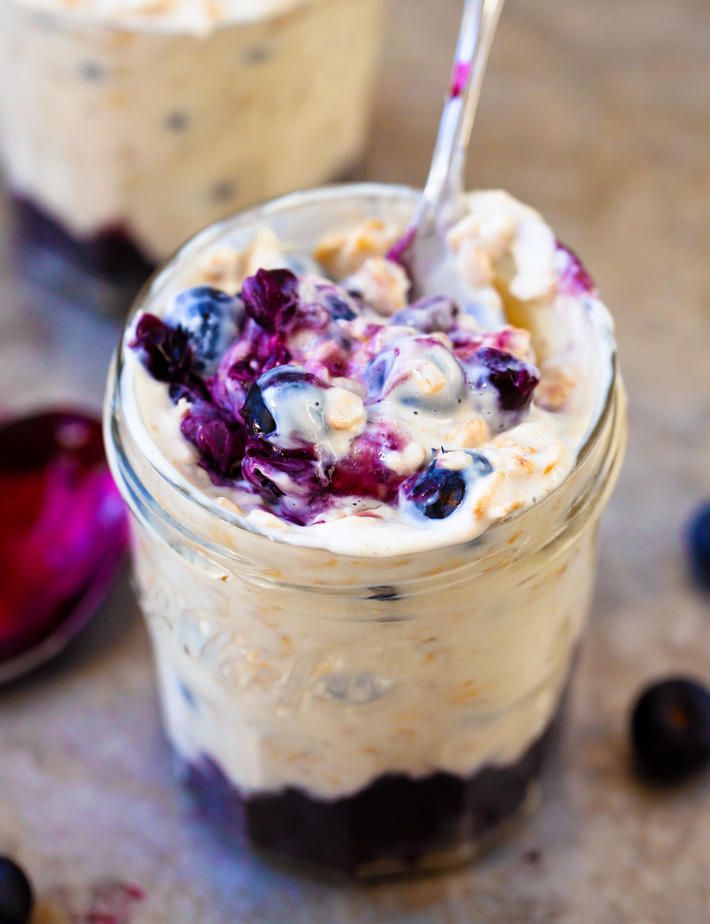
[
  {"xmin": 240, "ymin": 366, "xmax": 330, "ymax": 451},
  {"xmin": 631, "ymin": 678, "xmax": 710, "ymax": 782},
  {"xmin": 164, "ymin": 286, "xmax": 243, "ymax": 375},
  {"xmin": 242, "ymin": 382, "xmax": 276, "ymax": 437},
  {"xmin": 241, "ymin": 268, "xmax": 299, "ymax": 332},
  {"xmin": 686, "ymin": 502, "xmax": 710, "ymax": 589},
  {"xmin": 468, "ymin": 347, "xmax": 540, "ymax": 412},
  {"xmin": 405, "ymin": 462, "xmax": 467, "ymax": 520},
  {"xmin": 130, "ymin": 312, "xmax": 193, "ymax": 384},
  {"xmin": 180, "ymin": 400, "xmax": 247, "ymax": 486},
  {"xmin": 0, "ymin": 856, "xmax": 33, "ymax": 924}
]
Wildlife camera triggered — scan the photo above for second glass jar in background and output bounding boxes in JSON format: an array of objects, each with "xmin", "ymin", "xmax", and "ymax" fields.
[{"xmin": 0, "ymin": 0, "xmax": 382, "ymax": 313}]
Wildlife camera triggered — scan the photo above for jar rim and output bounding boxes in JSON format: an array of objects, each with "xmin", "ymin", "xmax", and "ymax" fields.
[{"xmin": 106, "ymin": 182, "xmax": 622, "ymax": 566}]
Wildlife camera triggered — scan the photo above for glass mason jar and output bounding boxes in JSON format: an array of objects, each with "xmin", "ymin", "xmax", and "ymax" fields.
[
  {"xmin": 105, "ymin": 184, "xmax": 627, "ymax": 879},
  {"xmin": 0, "ymin": 0, "xmax": 382, "ymax": 314}
]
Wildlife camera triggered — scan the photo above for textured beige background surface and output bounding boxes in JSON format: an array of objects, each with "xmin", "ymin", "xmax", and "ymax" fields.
[{"xmin": 1, "ymin": 0, "xmax": 710, "ymax": 920}]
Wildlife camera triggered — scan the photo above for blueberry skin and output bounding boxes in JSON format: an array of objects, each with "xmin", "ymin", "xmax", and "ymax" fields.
[
  {"xmin": 468, "ymin": 347, "xmax": 540, "ymax": 412},
  {"xmin": 130, "ymin": 312, "xmax": 193, "ymax": 384},
  {"xmin": 0, "ymin": 856, "xmax": 33, "ymax": 924},
  {"xmin": 242, "ymin": 382, "xmax": 277, "ymax": 437},
  {"xmin": 631, "ymin": 678, "xmax": 710, "ymax": 782},
  {"xmin": 686, "ymin": 502, "xmax": 710, "ymax": 589},
  {"xmin": 164, "ymin": 286, "xmax": 242, "ymax": 375},
  {"xmin": 407, "ymin": 462, "xmax": 467, "ymax": 520}
]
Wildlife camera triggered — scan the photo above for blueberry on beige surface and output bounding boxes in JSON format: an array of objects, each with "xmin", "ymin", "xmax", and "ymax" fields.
[
  {"xmin": 631, "ymin": 678, "xmax": 710, "ymax": 783},
  {"xmin": 0, "ymin": 856, "xmax": 33, "ymax": 924}
]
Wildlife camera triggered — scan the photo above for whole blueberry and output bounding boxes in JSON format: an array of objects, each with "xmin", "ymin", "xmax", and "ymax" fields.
[
  {"xmin": 686, "ymin": 502, "xmax": 710, "ymax": 589},
  {"xmin": 242, "ymin": 382, "xmax": 277, "ymax": 437},
  {"xmin": 406, "ymin": 462, "xmax": 467, "ymax": 520},
  {"xmin": 0, "ymin": 857, "xmax": 33, "ymax": 924},
  {"xmin": 240, "ymin": 366, "xmax": 330, "ymax": 451},
  {"xmin": 631, "ymin": 678, "xmax": 710, "ymax": 782},
  {"xmin": 164, "ymin": 286, "xmax": 243, "ymax": 375}
]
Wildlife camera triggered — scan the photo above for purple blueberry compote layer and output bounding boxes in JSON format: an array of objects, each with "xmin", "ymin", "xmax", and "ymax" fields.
[{"xmin": 130, "ymin": 262, "xmax": 543, "ymax": 530}]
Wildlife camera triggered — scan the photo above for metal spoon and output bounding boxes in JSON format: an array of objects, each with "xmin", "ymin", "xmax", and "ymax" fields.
[
  {"xmin": 389, "ymin": 0, "xmax": 505, "ymax": 312},
  {"xmin": 0, "ymin": 409, "xmax": 128, "ymax": 684}
]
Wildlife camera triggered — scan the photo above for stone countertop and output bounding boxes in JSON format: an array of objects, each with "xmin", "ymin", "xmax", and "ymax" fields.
[{"xmin": 1, "ymin": 0, "xmax": 710, "ymax": 921}]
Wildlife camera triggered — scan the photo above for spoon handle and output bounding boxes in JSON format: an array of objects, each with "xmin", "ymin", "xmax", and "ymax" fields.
[{"xmin": 417, "ymin": 0, "xmax": 505, "ymax": 228}]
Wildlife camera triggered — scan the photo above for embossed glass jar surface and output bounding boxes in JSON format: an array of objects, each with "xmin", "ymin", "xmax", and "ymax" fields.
[{"xmin": 105, "ymin": 184, "xmax": 627, "ymax": 878}]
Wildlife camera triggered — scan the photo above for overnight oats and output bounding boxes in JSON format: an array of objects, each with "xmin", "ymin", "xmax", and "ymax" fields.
[
  {"xmin": 105, "ymin": 183, "xmax": 626, "ymax": 877},
  {"xmin": 0, "ymin": 0, "xmax": 382, "ymax": 314}
]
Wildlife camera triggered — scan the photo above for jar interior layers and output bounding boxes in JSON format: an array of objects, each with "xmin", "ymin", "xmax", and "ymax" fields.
[{"xmin": 130, "ymin": 501, "xmax": 598, "ymax": 876}]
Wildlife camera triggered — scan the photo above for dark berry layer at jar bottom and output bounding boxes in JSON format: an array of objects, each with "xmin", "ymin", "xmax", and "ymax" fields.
[
  {"xmin": 177, "ymin": 711, "xmax": 560, "ymax": 879},
  {"xmin": 9, "ymin": 195, "xmax": 155, "ymax": 315}
]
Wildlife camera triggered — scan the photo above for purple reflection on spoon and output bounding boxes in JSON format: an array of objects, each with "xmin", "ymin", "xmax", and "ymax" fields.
[{"xmin": 0, "ymin": 410, "xmax": 128, "ymax": 683}]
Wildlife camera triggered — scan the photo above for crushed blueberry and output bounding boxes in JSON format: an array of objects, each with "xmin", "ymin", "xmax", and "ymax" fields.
[
  {"xmin": 686, "ymin": 502, "xmax": 710, "ymax": 589},
  {"xmin": 130, "ymin": 313, "xmax": 194, "ymax": 384},
  {"xmin": 467, "ymin": 347, "xmax": 540, "ymax": 413},
  {"xmin": 242, "ymin": 440, "xmax": 329, "ymax": 509},
  {"xmin": 242, "ymin": 268, "xmax": 300, "ymax": 332},
  {"xmin": 555, "ymin": 242, "xmax": 597, "ymax": 297},
  {"xmin": 180, "ymin": 401, "xmax": 247, "ymax": 486},
  {"xmin": 330, "ymin": 426, "xmax": 408, "ymax": 503},
  {"xmin": 164, "ymin": 286, "xmax": 242, "ymax": 375},
  {"xmin": 631, "ymin": 678, "xmax": 710, "ymax": 782},
  {"xmin": 0, "ymin": 856, "xmax": 33, "ymax": 924}
]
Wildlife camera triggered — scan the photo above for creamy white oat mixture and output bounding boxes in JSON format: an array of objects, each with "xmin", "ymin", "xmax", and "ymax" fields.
[
  {"xmin": 111, "ymin": 189, "xmax": 621, "ymax": 798},
  {"xmin": 0, "ymin": 0, "xmax": 381, "ymax": 258},
  {"xmin": 124, "ymin": 190, "xmax": 614, "ymax": 557}
]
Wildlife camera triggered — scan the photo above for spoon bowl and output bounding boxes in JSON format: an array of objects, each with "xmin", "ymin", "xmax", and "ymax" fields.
[{"xmin": 0, "ymin": 409, "xmax": 128, "ymax": 684}]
